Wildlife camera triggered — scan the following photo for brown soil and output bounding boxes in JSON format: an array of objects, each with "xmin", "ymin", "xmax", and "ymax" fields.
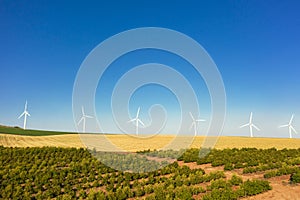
[
  {"xmin": 178, "ymin": 161, "xmax": 300, "ymax": 200},
  {"xmin": 243, "ymin": 175, "xmax": 300, "ymax": 200}
]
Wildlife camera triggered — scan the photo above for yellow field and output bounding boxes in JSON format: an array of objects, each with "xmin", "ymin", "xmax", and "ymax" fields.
[
  {"xmin": 0, "ymin": 134, "xmax": 84, "ymax": 148},
  {"xmin": 1, "ymin": 133, "xmax": 300, "ymax": 150}
]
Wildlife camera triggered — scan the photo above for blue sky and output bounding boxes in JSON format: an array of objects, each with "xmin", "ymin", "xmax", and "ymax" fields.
[{"xmin": 0, "ymin": 1, "xmax": 300, "ymax": 138}]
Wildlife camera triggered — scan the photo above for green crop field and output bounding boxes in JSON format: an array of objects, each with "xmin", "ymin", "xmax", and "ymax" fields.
[{"xmin": 0, "ymin": 125, "xmax": 77, "ymax": 136}]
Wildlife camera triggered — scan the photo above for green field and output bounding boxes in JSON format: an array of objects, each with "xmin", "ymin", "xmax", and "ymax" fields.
[{"xmin": 0, "ymin": 125, "xmax": 77, "ymax": 136}]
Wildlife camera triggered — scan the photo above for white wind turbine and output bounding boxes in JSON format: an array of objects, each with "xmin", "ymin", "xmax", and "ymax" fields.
[
  {"xmin": 279, "ymin": 115, "xmax": 297, "ymax": 138},
  {"xmin": 240, "ymin": 112, "xmax": 260, "ymax": 137},
  {"xmin": 18, "ymin": 101, "xmax": 30, "ymax": 130},
  {"xmin": 128, "ymin": 107, "xmax": 145, "ymax": 135},
  {"xmin": 78, "ymin": 106, "xmax": 93, "ymax": 133},
  {"xmin": 189, "ymin": 112, "xmax": 206, "ymax": 136}
]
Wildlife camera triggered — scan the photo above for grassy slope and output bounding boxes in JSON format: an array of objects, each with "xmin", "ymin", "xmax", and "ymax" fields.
[{"xmin": 0, "ymin": 125, "xmax": 76, "ymax": 136}]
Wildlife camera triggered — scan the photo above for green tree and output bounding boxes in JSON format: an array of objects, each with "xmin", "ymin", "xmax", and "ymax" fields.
[
  {"xmin": 229, "ymin": 174, "xmax": 243, "ymax": 186},
  {"xmin": 290, "ymin": 172, "xmax": 300, "ymax": 183}
]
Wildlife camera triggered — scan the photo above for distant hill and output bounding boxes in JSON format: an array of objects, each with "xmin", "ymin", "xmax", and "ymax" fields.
[{"xmin": 0, "ymin": 125, "xmax": 77, "ymax": 136}]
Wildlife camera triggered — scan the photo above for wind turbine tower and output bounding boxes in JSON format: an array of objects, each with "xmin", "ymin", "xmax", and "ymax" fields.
[
  {"xmin": 128, "ymin": 107, "xmax": 145, "ymax": 135},
  {"xmin": 189, "ymin": 112, "xmax": 205, "ymax": 136},
  {"xmin": 279, "ymin": 115, "xmax": 297, "ymax": 138},
  {"xmin": 240, "ymin": 112, "xmax": 260, "ymax": 137},
  {"xmin": 78, "ymin": 106, "xmax": 93, "ymax": 133},
  {"xmin": 18, "ymin": 101, "xmax": 30, "ymax": 130}
]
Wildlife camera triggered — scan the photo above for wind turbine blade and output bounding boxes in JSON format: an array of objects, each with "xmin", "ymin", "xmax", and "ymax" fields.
[
  {"xmin": 138, "ymin": 119, "xmax": 145, "ymax": 127},
  {"xmin": 252, "ymin": 124, "xmax": 260, "ymax": 131},
  {"xmin": 128, "ymin": 118, "xmax": 136, "ymax": 123},
  {"xmin": 25, "ymin": 101, "xmax": 28, "ymax": 110},
  {"xmin": 240, "ymin": 123, "xmax": 249, "ymax": 128},
  {"xmin": 78, "ymin": 117, "xmax": 84, "ymax": 125},
  {"xmin": 196, "ymin": 119, "xmax": 206, "ymax": 122},
  {"xmin": 289, "ymin": 114, "xmax": 294, "ymax": 124},
  {"xmin": 27, "ymin": 113, "xmax": 31, "ymax": 117},
  {"xmin": 291, "ymin": 126, "xmax": 297, "ymax": 134},
  {"xmin": 85, "ymin": 115, "xmax": 93, "ymax": 119},
  {"xmin": 249, "ymin": 112, "xmax": 253, "ymax": 123},
  {"xmin": 279, "ymin": 124, "xmax": 289, "ymax": 128},
  {"xmin": 189, "ymin": 112, "xmax": 195, "ymax": 121},
  {"xmin": 81, "ymin": 106, "xmax": 85, "ymax": 116},
  {"xmin": 136, "ymin": 107, "xmax": 140, "ymax": 118},
  {"xmin": 18, "ymin": 112, "xmax": 25, "ymax": 119},
  {"xmin": 189, "ymin": 122, "xmax": 195, "ymax": 130}
]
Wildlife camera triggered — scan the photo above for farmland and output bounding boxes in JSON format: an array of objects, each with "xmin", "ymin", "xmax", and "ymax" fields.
[
  {"xmin": 1, "ymin": 146, "xmax": 300, "ymax": 199},
  {"xmin": 0, "ymin": 125, "xmax": 77, "ymax": 136},
  {"xmin": 1, "ymin": 127, "xmax": 300, "ymax": 199},
  {"xmin": 1, "ymin": 133, "xmax": 300, "ymax": 150}
]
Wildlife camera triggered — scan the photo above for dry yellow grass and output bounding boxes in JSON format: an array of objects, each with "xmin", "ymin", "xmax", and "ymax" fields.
[
  {"xmin": 0, "ymin": 134, "xmax": 84, "ymax": 148},
  {"xmin": 0, "ymin": 133, "xmax": 300, "ymax": 150},
  {"xmin": 213, "ymin": 136, "xmax": 300, "ymax": 150}
]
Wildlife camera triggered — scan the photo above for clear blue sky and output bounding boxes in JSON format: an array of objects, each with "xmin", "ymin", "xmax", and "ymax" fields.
[{"xmin": 0, "ymin": 1, "xmax": 300, "ymax": 138}]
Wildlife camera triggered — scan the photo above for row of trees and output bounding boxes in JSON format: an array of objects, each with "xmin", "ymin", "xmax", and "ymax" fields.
[
  {"xmin": 179, "ymin": 147, "xmax": 300, "ymax": 166},
  {"xmin": 178, "ymin": 147, "xmax": 300, "ymax": 181},
  {"xmin": 202, "ymin": 179, "xmax": 271, "ymax": 200},
  {"xmin": 263, "ymin": 166, "xmax": 300, "ymax": 179},
  {"xmin": 0, "ymin": 146, "xmax": 278, "ymax": 199}
]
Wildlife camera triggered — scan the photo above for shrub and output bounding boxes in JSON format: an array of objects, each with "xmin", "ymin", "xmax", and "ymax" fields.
[
  {"xmin": 207, "ymin": 179, "xmax": 231, "ymax": 191},
  {"xmin": 264, "ymin": 171, "xmax": 277, "ymax": 178},
  {"xmin": 224, "ymin": 163, "xmax": 234, "ymax": 171},
  {"xmin": 290, "ymin": 172, "xmax": 300, "ymax": 183},
  {"xmin": 229, "ymin": 175, "xmax": 243, "ymax": 186},
  {"xmin": 234, "ymin": 162, "xmax": 245, "ymax": 169},
  {"xmin": 174, "ymin": 186, "xmax": 193, "ymax": 200},
  {"xmin": 202, "ymin": 188, "xmax": 238, "ymax": 200},
  {"xmin": 240, "ymin": 180, "xmax": 271, "ymax": 196}
]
